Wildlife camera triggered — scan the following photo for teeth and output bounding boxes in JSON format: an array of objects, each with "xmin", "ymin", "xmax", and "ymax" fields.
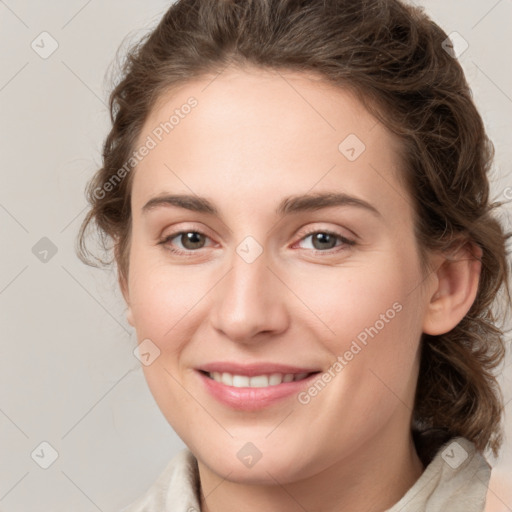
[
  {"xmin": 207, "ymin": 371, "xmax": 311, "ymax": 387},
  {"xmin": 249, "ymin": 375, "xmax": 269, "ymax": 388},
  {"xmin": 269, "ymin": 373, "xmax": 283, "ymax": 385},
  {"xmin": 233, "ymin": 375, "xmax": 250, "ymax": 387}
]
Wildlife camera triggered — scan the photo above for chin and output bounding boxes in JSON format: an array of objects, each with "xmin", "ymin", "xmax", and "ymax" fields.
[{"xmin": 195, "ymin": 442, "xmax": 313, "ymax": 485}]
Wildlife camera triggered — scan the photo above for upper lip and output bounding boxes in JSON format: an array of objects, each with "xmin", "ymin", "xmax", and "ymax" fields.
[{"xmin": 198, "ymin": 362, "xmax": 321, "ymax": 377}]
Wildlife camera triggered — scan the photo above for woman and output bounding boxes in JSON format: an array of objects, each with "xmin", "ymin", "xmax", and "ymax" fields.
[{"xmin": 77, "ymin": 0, "xmax": 511, "ymax": 510}]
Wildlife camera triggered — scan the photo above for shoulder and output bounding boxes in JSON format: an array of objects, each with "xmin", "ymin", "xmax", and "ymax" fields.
[
  {"xmin": 120, "ymin": 448, "xmax": 201, "ymax": 512},
  {"xmin": 387, "ymin": 435, "xmax": 491, "ymax": 512}
]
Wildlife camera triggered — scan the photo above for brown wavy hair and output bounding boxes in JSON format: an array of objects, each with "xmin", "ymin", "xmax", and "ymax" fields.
[{"xmin": 77, "ymin": 0, "xmax": 512, "ymax": 456}]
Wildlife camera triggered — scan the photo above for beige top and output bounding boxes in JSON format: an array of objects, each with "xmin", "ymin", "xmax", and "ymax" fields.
[{"xmin": 120, "ymin": 436, "xmax": 491, "ymax": 511}]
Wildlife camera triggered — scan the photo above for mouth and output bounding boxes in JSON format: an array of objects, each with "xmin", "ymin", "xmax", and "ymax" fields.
[
  {"xmin": 195, "ymin": 364, "xmax": 322, "ymax": 410},
  {"xmin": 200, "ymin": 370, "xmax": 319, "ymax": 388}
]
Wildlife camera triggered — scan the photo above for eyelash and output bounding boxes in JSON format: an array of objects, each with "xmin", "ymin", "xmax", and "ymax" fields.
[{"xmin": 158, "ymin": 226, "xmax": 356, "ymax": 257}]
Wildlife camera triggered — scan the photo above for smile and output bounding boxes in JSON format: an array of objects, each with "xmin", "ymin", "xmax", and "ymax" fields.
[
  {"xmin": 196, "ymin": 364, "xmax": 322, "ymax": 411},
  {"xmin": 206, "ymin": 371, "xmax": 315, "ymax": 388}
]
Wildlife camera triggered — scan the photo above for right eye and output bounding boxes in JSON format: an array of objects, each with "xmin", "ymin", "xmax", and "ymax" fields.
[{"xmin": 159, "ymin": 229, "xmax": 215, "ymax": 256}]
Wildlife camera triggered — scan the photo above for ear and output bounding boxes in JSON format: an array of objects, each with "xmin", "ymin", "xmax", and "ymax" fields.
[
  {"xmin": 118, "ymin": 270, "xmax": 134, "ymax": 327},
  {"xmin": 422, "ymin": 240, "xmax": 482, "ymax": 335},
  {"xmin": 114, "ymin": 237, "xmax": 134, "ymax": 327}
]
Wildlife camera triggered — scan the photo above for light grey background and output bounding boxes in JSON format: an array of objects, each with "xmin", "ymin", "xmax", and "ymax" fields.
[{"xmin": 0, "ymin": 1, "xmax": 511, "ymax": 511}]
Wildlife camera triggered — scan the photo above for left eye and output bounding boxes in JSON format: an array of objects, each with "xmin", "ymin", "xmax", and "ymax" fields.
[{"xmin": 296, "ymin": 231, "xmax": 355, "ymax": 251}]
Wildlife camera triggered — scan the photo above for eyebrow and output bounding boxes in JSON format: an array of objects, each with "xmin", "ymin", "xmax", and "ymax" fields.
[{"xmin": 141, "ymin": 192, "xmax": 382, "ymax": 218}]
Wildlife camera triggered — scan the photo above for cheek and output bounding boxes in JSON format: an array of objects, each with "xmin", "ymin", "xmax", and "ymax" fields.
[
  {"xmin": 127, "ymin": 248, "xmax": 207, "ymax": 339},
  {"xmin": 296, "ymin": 261, "xmax": 418, "ymax": 344},
  {"xmin": 292, "ymin": 251, "xmax": 424, "ymax": 392},
  {"xmin": 296, "ymin": 266, "xmax": 423, "ymax": 443},
  {"xmin": 127, "ymin": 256, "xmax": 205, "ymax": 418}
]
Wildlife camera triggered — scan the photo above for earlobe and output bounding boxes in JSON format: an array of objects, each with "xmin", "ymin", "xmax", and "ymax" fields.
[
  {"xmin": 422, "ymin": 241, "xmax": 482, "ymax": 335},
  {"xmin": 118, "ymin": 271, "xmax": 134, "ymax": 327},
  {"xmin": 126, "ymin": 306, "xmax": 134, "ymax": 327}
]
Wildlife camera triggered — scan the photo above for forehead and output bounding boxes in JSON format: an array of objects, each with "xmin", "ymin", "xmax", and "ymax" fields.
[{"xmin": 131, "ymin": 66, "xmax": 411, "ymax": 225}]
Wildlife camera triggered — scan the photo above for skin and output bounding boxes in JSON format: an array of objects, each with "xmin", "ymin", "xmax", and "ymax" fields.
[{"xmin": 120, "ymin": 65, "xmax": 481, "ymax": 512}]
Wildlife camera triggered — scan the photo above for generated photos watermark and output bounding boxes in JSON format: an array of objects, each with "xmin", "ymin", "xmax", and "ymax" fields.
[
  {"xmin": 93, "ymin": 96, "xmax": 198, "ymax": 200},
  {"xmin": 297, "ymin": 301, "xmax": 403, "ymax": 405}
]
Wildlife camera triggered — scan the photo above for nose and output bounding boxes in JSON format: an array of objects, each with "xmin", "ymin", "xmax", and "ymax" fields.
[{"xmin": 208, "ymin": 246, "xmax": 289, "ymax": 344}]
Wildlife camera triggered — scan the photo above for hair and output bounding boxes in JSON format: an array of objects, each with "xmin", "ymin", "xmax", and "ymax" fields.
[{"xmin": 77, "ymin": 0, "xmax": 511, "ymax": 456}]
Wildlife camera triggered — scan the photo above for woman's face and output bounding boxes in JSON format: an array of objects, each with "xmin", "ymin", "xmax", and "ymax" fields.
[{"xmin": 123, "ymin": 66, "xmax": 436, "ymax": 484}]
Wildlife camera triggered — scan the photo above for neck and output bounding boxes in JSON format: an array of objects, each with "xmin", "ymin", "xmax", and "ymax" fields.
[{"xmin": 198, "ymin": 422, "xmax": 424, "ymax": 512}]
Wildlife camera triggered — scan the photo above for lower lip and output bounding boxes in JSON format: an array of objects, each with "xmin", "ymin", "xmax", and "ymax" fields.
[{"xmin": 197, "ymin": 370, "xmax": 320, "ymax": 411}]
